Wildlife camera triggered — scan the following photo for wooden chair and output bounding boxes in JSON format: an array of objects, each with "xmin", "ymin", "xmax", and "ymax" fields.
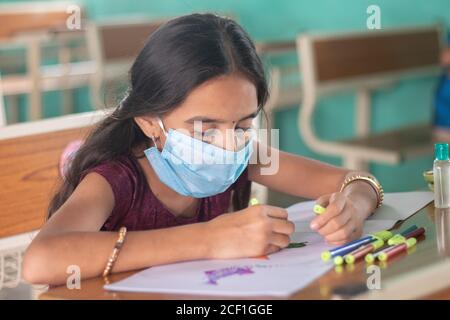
[
  {"xmin": 0, "ymin": 2, "xmax": 73, "ymax": 39},
  {"xmin": 85, "ymin": 19, "xmax": 167, "ymax": 109},
  {"xmin": 0, "ymin": 1, "xmax": 91, "ymax": 122},
  {"xmin": 0, "ymin": 110, "xmax": 105, "ymax": 295},
  {"xmin": 248, "ymin": 41, "xmax": 299, "ymax": 204},
  {"xmin": 256, "ymin": 40, "xmax": 301, "ymax": 124},
  {"xmin": 0, "ymin": 73, "xmax": 6, "ymax": 126},
  {"xmin": 297, "ymin": 25, "xmax": 445, "ymax": 170},
  {"xmin": 0, "ymin": 110, "xmax": 106, "ymax": 240}
]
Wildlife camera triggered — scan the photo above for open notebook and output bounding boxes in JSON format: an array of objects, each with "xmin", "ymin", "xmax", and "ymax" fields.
[{"xmin": 104, "ymin": 191, "xmax": 433, "ymax": 297}]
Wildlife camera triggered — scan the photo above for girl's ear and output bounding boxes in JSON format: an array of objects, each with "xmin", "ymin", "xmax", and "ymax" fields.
[{"xmin": 134, "ymin": 116, "xmax": 162, "ymax": 140}]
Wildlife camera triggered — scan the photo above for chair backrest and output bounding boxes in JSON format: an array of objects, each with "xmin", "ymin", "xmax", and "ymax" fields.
[
  {"xmin": 0, "ymin": 73, "xmax": 6, "ymax": 126},
  {"xmin": 86, "ymin": 18, "xmax": 167, "ymax": 108},
  {"xmin": 0, "ymin": 2, "xmax": 81, "ymax": 39},
  {"xmin": 298, "ymin": 25, "xmax": 445, "ymax": 96},
  {"xmin": 0, "ymin": 110, "xmax": 106, "ymax": 238}
]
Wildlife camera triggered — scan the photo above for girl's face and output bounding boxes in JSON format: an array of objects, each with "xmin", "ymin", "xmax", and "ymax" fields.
[{"xmin": 136, "ymin": 72, "xmax": 259, "ymax": 151}]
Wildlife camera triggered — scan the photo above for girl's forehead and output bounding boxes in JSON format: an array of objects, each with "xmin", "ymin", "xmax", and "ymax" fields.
[{"xmin": 168, "ymin": 74, "xmax": 258, "ymax": 122}]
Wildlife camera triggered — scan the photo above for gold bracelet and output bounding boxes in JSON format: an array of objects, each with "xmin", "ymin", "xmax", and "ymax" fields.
[
  {"xmin": 339, "ymin": 175, "xmax": 384, "ymax": 209},
  {"xmin": 103, "ymin": 226, "xmax": 127, "ymax": 278}
]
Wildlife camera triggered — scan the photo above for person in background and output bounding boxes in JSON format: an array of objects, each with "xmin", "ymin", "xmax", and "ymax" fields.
[{"xmin": 434, "ymin": 35, "xmax": 450, "ymax": 133}]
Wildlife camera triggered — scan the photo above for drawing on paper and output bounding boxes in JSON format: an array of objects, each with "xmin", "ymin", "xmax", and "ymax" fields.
[
  {"xmin": 287, "ymin": 241, "xmax": 308, "ymax": 249},
  {"xmin": 204, "ymin": 266, "xmax": 254, "ymax": 285}
]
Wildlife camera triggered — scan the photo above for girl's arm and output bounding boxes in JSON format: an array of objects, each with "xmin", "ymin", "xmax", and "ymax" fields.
[
  {"xmin": 249, "ymin": 148, "xmax": 349, "ymax": 199},
  {"xmin": 23, "ymin": 173, "xmax": 294, "ymax": 285},
  {"xmin": 249, "ymin": 146, "xmax": 378, "ymax": 245}
]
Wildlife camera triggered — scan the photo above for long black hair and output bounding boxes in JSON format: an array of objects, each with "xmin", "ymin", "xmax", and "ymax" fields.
[{"xmin": 48, "ymin": 13, "xmax": 269, "ymax": 217}]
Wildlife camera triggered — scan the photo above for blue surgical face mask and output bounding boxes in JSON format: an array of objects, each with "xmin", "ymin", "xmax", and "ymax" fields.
[{"xmin": 144, "ymin": 119, "xmax": 254, "ymax": 198}]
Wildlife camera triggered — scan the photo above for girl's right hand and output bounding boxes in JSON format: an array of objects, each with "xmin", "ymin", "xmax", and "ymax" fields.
[{"xmin": 204, "ymin": 204, "xmax": 295, "ymax": 259}]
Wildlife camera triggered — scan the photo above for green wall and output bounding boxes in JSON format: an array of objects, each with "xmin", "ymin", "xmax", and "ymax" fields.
[{"xmin": 3, "ymin": 0, "xmax": 450, "ymax": 191}]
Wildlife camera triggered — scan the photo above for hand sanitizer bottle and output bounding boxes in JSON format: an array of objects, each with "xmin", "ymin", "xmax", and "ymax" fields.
[{"xmin": 434, "ymin": 143, "xmax": 450, "ymax": 208}]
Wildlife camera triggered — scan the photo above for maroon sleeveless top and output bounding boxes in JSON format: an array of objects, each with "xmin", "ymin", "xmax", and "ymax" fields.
[{"xmin": 81, "ymin": 154, "xmax": 249, "ymax": 232}]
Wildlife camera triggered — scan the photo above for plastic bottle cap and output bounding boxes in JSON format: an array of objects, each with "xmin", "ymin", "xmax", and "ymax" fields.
[{"xmin": 435, "ymin": 143, "xmax": 449, "ymax": 161}]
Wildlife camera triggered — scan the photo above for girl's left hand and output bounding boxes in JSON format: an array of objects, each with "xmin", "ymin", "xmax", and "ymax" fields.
[{"xmin": 309, "ymin": 192, "xmax": 368, "ymax": 245}]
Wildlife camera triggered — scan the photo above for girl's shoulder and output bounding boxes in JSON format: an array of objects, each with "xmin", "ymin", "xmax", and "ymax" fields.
[
  {"xmin": 87, "ymin": 154, "xmax": 138, "ymax": 175},
  {"xmin": 81, "ymin": 154, "xmax": 143, "ymax": 214},
  {"xmin": 83, "ymin": 155, "xmax": 140, "ymax": 186}
]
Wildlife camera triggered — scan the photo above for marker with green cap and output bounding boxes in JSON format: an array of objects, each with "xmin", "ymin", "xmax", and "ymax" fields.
[
  {"xmin": 378, "ymin": 238, "xmax": 417, "ymax": 262},
  {"xmin": 387, "ymin": 226, "xmax": 425, "ymax": 246},
  {"xmin": 321, "ymin": 230, "xmax": 393, "ymax": 262},
  {"xmin": 366, "ymin": 226, "xmax": 418, "ymax": 263},
  {"xmin": 343, "ymin": 238, "xmax": 385, "ymax": 264},
  {"xmin": 365, "ymin": 251, "xmax": 383, "ymax": 264},
  {"xmin": 387, "ymin": 225, "xmax": 418, "ymax": 245},
  {"xmin": 333, "ymin": 256, "xmax": 344, "ymax": 266},
  {"xmin": 313, "ymin": 204, "xmax": 326, "ymax": 215}
]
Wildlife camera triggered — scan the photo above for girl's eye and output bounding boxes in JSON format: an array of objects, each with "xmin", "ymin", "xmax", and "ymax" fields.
[
  {"xmin": 194, "ymin": 130, "xmax": 215, "ymax": 137},
  {"xmin": 193, "ymin": 130, "xmax": 217, "ymax": 144},
  {"xmin": 193, "ymin": 126, "xmax": 254, "ymax": 146}
]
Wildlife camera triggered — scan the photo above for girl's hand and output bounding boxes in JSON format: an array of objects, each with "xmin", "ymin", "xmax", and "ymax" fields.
[
  {"xmin": 309, "ymin": 192, "xmax": 368, "ymax": 246},
  {"xmin": 205, "ymin": 205, "xmax": 295, "ymax": 259}
]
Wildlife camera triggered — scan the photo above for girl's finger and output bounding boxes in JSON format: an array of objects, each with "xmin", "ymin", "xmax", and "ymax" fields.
[
  {"xmin": 327, "ymin": 240, "xmax": 347, "ymax": 246},
  {"xmin": 311, "ymin": 193, "xmax": 347, "ymax": 230},
  {"xmin": 315, "ymin": 193, "xmax": 331, "ymax": 208},
  {"xmin": 265, "ymin": 206, "xmax": 288, "ymax": 220},
  {"xmin": 266, "ymin": 244, "xmax": 281, "ymax": 255},
  {"xmin": 316, "ymin": 208, "xmax": 351, "ymax": 236},
  {"xmin": 271, "ymin": 218, "xmax": 295, "ymax": 235},
  {"xmin": 324, "ymin": 219, "xmax": 358, "ymax": 243},
  {"xmin": 269, "ymin": 232, "xmax": 291, "ymax": 248}
]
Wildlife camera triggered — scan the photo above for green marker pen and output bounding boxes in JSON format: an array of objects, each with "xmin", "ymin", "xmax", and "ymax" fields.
[
  {"xmin": 387, "ymin": 234, "xmax": 406, "ymax": 246},
  {"xmin": 344, "ymin": 238, "xmax": 384, "ymax": 264},
  {"xmin": 333, "ymin": 256, "xmax": 344, "ymax": 266},
  {"xmin": 378, "ymin": 238, "xmax": 417, "ymax": 262},
  {"xmin": 313, "ymin": 204, "xmax": 326, "ymax": 215},
  {"xmin": 321, "ymin": 230, "xmax": 392, "ymax": 262}
]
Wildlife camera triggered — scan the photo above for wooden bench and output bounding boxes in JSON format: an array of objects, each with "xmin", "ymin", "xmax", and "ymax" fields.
[
  {"xmin": 0, "ymin": 110, "xmax": 106, "ymax": 238},
  {"xmin": 297, "ymin": 25, "xmax": 445, "ymax": 170}
]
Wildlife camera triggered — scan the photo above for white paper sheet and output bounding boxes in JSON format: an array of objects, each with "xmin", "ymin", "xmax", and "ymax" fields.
[
  {"xmin": 104, "ymin": 191, "xmax": 433, "ymax": 297},
  {"xmin": 288, "ymin": 191, "xmax": 433, "ymax": 229},
  {"xmin": 368, "ymin": 191, "xmax": 433, "ymax": 221}
]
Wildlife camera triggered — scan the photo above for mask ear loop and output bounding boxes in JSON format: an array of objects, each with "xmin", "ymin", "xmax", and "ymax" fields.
[
  {"xmin": 149, "ymin": 118, "xmax": 167, "ymax": 150},
  {"xmin": 157, "ymin": 117, "xmax": 168, "ymax": 137},
  {"xmin": 150, "ymin": 135, "xmax": 157, "ymax": 148}
]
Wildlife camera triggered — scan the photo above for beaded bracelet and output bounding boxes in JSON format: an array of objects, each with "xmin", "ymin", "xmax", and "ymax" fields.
[{"xmin": 103, "ymin": 226, "xmax": 127, "ymax": 278}]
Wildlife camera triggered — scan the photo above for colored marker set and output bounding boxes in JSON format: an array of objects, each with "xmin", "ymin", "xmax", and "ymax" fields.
[{"xmin": 320, "ymin": 225, "xmax": 425, "ymax": 266}]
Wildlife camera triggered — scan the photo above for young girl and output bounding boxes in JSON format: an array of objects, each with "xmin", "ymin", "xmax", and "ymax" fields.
[{"xmin": 23, "ymin": 13, "xmax": 381, "ymax": 285}]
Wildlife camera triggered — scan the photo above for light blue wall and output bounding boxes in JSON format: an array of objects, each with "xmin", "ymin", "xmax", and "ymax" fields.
[{"xmin": 3, "ymin": 0, "xmax": 450, "ymax": 191}]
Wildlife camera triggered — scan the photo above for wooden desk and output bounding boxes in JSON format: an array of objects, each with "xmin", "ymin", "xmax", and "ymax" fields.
[{"xmin": 39, "ymin": 201, "xmax": 450, "ymax": 300}]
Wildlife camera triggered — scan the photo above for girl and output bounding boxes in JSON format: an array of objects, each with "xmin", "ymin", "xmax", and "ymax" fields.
[{"xmin": 23, "ymin": 13, "xmax": 381, "ymax": 285}]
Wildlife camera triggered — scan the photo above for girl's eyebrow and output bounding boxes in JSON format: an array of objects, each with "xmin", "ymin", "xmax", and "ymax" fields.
[{"xmin": 185, "ymin": 110, "xmax": 259, "ymax": 124}]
